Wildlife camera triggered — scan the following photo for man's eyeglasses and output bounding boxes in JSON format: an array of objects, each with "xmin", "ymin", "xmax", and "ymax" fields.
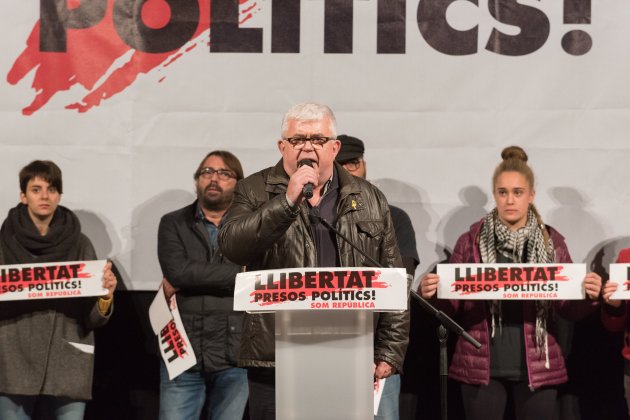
[
  {"xmin": 198, "ymin": 167, "xmax": 235, "ymax": 180},
  {"xmin": 341, "ymin": 158, "xmax": 362, "ymax": 171},
  {"xmin": 283, "ymin": 136, "xmax": 335, "ymax": 150}
]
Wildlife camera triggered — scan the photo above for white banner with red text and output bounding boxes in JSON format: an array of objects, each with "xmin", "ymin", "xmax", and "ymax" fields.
[
  {"xmin": 0, "ymin": 260, "xmax": 108, "ymax": 301},
  {"xmin": 234, "ymin": 267, "xmax": 408, "ymax": 312},
  {"xmin": 437, "ymin": 263, "xmax": 586, "ymax": 300},
  {"xmin": 149, "ymin": 286, "xmax": 197, "ymax": 380},
  {"xmin": 609, "ymin": 264, "xmax": 630, "ymax": 300}
]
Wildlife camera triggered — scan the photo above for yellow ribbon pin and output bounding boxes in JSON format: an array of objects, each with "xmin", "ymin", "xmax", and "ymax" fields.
[{"xmin": 351, "ymin": 200, "xmax": 357, "ymax": 210}]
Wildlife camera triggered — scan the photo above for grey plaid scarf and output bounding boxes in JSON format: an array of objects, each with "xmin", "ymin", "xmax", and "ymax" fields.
[{"xmin": 479, "ymin": 207, "xmax": 556, "ymax": 368}]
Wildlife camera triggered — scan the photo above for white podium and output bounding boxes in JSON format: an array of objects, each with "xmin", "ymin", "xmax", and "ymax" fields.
[{"xmin": 234, "ymin": 267, "xmax": 408, "ymax": 420}]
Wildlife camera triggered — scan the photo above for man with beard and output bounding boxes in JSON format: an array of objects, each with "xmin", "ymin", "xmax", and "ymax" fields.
[{"xmin": 157, "ymin": 151, "xmax": 248, "ymax": 420}]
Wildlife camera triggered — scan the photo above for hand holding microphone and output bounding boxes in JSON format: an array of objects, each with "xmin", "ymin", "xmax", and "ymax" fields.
[{"xmin": 286, "ymin": 159, "xmax": 318, "ymax": 204}]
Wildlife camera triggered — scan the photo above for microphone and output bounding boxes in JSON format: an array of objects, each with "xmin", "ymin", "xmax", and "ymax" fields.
[{"xmin": 298, "ymin": 159, "xmax": 314, "ymax": 199}]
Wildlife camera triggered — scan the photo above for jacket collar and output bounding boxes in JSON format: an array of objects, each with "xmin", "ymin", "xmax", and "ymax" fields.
[
  {"xmin": 335, "ymin": 162, "xmax": 365, "ymax": 214},
  {"xmin": 336, "ymin": 161, "xmax": 361, "ymax": 198},
  {"xmin": 185, "ymin": 200, "xmax": 213, "ymax": 227},
  {"xmin": 265, "ymin": 160, "xmax": 290, "ymax": 194}
]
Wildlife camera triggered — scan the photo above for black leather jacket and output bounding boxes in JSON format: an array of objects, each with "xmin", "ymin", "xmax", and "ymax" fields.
[{"xmin": 218, "ymin": 161, "xmax": 409, "ymax": 371}]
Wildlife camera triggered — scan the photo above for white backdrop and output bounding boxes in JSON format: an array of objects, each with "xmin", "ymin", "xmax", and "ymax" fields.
[{"xmin": 1, "ymin": 0, "xmax": 629, "ymax": 289}]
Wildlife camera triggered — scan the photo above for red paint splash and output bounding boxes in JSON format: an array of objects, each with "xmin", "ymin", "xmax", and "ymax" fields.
[{"xmin": 7, "ymin": 0, "xmax": 256, "ymax": 115}]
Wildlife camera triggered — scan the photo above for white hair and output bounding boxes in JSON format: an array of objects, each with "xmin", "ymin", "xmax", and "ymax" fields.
[{"xmin": 280, "ymin": 103, "xmax": 337, "ymax": 138}]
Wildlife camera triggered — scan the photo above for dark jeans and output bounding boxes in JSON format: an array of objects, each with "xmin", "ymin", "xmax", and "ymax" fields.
[
  {"xmin": 460, "ymin": 379, "xmax": 557, "ymax": 420},
  {"xmin": 247, "ymin": 367, "xmax": 275, "ymax": 420}
]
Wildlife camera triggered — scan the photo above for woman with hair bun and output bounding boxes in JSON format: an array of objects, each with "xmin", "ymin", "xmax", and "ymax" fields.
[{"xmin": 419, "ymin": 146, "xmax": 601, "ymax": 419}]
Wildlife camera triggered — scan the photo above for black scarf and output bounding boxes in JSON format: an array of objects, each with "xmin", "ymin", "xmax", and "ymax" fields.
[{"xmin": 0, "ymin": 203, "xmax": 82, "ymax": 264}]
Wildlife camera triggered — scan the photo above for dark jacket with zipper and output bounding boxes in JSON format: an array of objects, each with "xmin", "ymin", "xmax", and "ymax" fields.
[
  {"xmin": 158, "ymin": 201, "xmax": 243, "ymax": 372},
  {"xmin": 218, "ymin": 160, "xmax": 409, "ymax": 372}
]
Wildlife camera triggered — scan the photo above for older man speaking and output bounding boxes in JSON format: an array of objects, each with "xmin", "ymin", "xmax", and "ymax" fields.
[{"xmin": 219, "ymin": 103, "xmax": 409, "ymax": 420}]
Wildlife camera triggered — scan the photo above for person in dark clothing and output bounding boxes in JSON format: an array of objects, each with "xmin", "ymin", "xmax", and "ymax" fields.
[
  {"xmin": 0, "ymin": 160, "xmax": 117, "ymax": 420},
  {"xmin": 218, "ymin": 103, "xmax": 409, "ymax": 420},
  {"xmin": 157, "ymin": 151, "xmax": 248, "ymax": 420},
  {"xmin": 336, "ymin": 133, "xmax": 420, "ymax": 420},
  {"xmin": 418, "ymin": 146, "xmax": 601, "ymax": 420}
]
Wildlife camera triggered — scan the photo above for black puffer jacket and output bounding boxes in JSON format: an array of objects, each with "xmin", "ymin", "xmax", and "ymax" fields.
[
  {"xmin": 218, "ymin": 161, "xmax": 409, "ymax": 372},
  {"xmin": 158, "ymin": 201, "xmax": 243, "ymax": 372}
]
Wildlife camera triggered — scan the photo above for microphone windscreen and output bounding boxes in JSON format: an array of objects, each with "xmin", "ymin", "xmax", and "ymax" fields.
[
  {"xmin": 298, "ymin": 159, "xmax": 314, "ymax": 199},
  {"xmin": 298, "ymin": 159, "xmax": 313, "ymax": 168}
]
